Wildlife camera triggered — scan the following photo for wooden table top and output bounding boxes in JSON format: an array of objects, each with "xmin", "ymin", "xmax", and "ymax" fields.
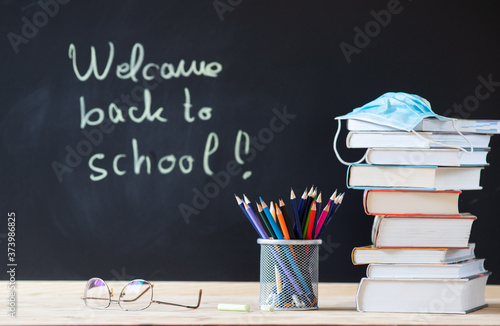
[{"xmin": 0, "ymin": 281, "xmax": 499, "ymax": 325}]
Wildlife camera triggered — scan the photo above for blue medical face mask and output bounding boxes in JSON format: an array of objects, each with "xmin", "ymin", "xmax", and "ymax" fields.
[
  {"xmin": 333, "ymin": 92, "xmax": 471, "ymax": 166},
  {"xmin": 336, "ymin": 92, "xmax": 449, "ymax": 131}
]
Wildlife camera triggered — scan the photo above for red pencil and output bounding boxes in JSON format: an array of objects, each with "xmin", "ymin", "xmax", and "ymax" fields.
[
  {"xmin": 305, "ymin": 200, "xmax": 317, "ymax": 239},
  {"xmin": 314, "ymin": 203, "xmax": 331, "ymax": 239}
]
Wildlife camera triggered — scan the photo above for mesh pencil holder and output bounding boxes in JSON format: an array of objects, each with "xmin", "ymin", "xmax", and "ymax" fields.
[{"xmin": 258, "ymin": 239, "xmax": 322, "ymax": 310}]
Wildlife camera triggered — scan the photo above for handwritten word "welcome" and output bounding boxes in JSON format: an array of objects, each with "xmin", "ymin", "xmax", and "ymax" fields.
[{"xmin": 68, "ymin": 42, "xmax": 223, "ymax": 82}]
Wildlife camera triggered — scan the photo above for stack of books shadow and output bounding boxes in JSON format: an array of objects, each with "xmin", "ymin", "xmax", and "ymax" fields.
[{"xmin": 346, "ymin": 118, "xmax": 499, "ymax": 314}]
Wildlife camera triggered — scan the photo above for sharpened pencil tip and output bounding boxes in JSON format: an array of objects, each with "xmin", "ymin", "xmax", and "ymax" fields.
[{"xmin": 259, "ymin": 198, "xmax": 267, "ymax": 208}]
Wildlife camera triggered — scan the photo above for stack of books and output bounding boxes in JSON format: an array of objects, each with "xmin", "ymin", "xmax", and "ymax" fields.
[{"xmin": 345, "ymin": 118, "xmax": 499, "ymax": 314}]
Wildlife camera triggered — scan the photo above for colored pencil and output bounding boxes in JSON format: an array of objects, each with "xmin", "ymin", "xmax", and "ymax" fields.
[
  {"xmin": 257, "ymin": 202, "xmax": 276, "ymax": 239},
  {"xmin": 334, "ymin": 193, "xmax": 344, "ymax": 214},
  {"xmin": 260, "ymin": 198, "xmax": 284, "ymax": 239},
  {"xmin": 301, "ymin": 188, "xmax": 315, "ymax": 238},
  {"xmin": 235, "ymin": 194, "xmax": 266, "ymax": 238},
  {"xmin": 234, "ymin": 194, "xmax": 249, "ymax": 218},
  {"xmin": 270, "ymin": 200, "xmax": 283, "ymax": 233},
  {"xmin": 311, "ymin": 192, "xmax": 322, "ymax": 239},
  {"xmin": 301, "ymin": 187, "xmax": 314, "ymax": 224},
  {"xmin": 275, "ymin": 205, "xmax": 290, "ymax": 239},
  {"xmin": 242, "ymin": 194, "xmax": 262, "ymax": 230},
  {"xmin": 297, "ymin": 188, "xmax": 308, "ymax": 223},
  {"xmin": 305, "ymin": 200, "xmax": 317, "ymax": 240},
  {"xmin": 324, "ymin": 190, "xmax": 337, "ymax": 214},
  {"xmin": 275, "ymin": 265, "xmax": 282, "ymax": 293},
  {"xmin": 243, "ymin": 194, "xmax": 251, "ymax": 205},
  {"xmin": 270, "ymin": 201, "xmax": 276, "ymax": 220},
  {"xmin": 279, "ymin": 199, "xmax": 296, "ymax": 239},
  {"xmin": 314, "ymin": 202, "xmax": 330, "ymax": 239},
  {"xmin": 244, "ymin": 202, "xmax": 268, "ymax": 238},
  {"xmin": 236, "ymin": 188, "xmax": 344, "ymax": 241},
  {"xmin": 243, "ymin": 194, "xmax": 255, "ymax": 214},
  {"xmin": 317, "ymin": 193, "xmax": 344, "ymax": 238},
  {"xmin": 290, "ymin": 189, "xmax": 303, "ymax": 239},
  {"xmin": 326, "ymin": 193, "xmax": 343, "ymax": 225}
]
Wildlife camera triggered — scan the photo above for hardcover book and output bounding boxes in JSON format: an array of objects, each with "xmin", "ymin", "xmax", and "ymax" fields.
[
  {"xmin": 363, "ymin": 189, "xmax": 461, "ymax": 216},
  {"xmin": 366, "ymin": 259, "xmax": 487, "ymax": 279},
  {"xmin": 347, "ymin": 164, "xmax": 483, "ymax": 190},
  {"xmin": 351, "ymin": 243, "xmax": 476, "ymax": 265},
  {"xmin": 370, "ymin": 214, "xmax": 476, "ymax": 248},
  {"xmin": 346, "ymin": 131, "xmax": 491, "ymax": 149},
  {"xmin": 347, "ymin": 118, "xmax": 500, "ymax": 134},
  {"xmin": 356, "ymin": 273, "xmax": 490, "ymax": 313},
  {"xmin": 365, "ymin": 148, "xmax": 489, "ymax": 166}
]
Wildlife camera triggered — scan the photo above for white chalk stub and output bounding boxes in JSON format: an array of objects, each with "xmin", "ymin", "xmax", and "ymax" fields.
[
  {"xmin": 217, "ymin": 303, "xmax": 250, "ymax": 312},
  {"xmin": 260, "ymin": 304, "xmax": 275, "ymax": 312}
]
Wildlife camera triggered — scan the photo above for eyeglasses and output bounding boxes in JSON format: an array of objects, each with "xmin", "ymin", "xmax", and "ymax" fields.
[{"xmin": 81, "ymin": 277, "xmax": 202, "ymax": 311}]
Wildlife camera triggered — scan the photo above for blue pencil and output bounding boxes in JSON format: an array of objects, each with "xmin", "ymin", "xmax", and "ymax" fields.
[
  {"xmin": 234, "ymin": 194, "xmax": 249, "ymax": 218},
  {"xmin": 243, "ymin": 194, "xmax": 254, "ymax": 212},
  {"xmin": 317, "ymin": 193, "xmax": 344, "ymax": 238},
  {"xmin": 256, "ymin": 201, "xmax": 276, "ymax": 239},
  {"xmin": 260, "ymin": 198, "xmax": 284, "ymax": 239},
  {"xmin": 325, "ymin": 190, "xmax": 337, "ymax": 214},
  {"xmin": 297, "ymin": 188, "xmax": 308, "ymax": 225},
  {"xmin": 235, "ymin": 195, "xmax": 267, "ymax": 238},
  {"xmin": 244, "ymin": 202, "xmax": 269, "ymax": 239},
  {"xmin": 325, "ymin": 193, "xmax": 343, "ymax": 225}
]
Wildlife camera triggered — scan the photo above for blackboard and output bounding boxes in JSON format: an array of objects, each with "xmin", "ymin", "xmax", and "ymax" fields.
[{"xmin": 1, "ymin": 0, "xmax": 499, "ymax": 284}]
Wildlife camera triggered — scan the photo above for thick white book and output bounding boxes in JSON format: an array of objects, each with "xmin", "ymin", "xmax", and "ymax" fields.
[
  {"xmin": 346, "ymin": 131, "xmax": 491, "ymax": 149},
  {"xmin": 365, "ymin": 148, "xmax": 489, "ymax": 166},
  {"xmin": 351, "ymin": 243, "xmax": 476, "ymax": 265},
  {"xmin": 347, "ymin": 118, "xmax": 500, "ymax": 134},
  {"xmin": 347, "ymin": 164, "xmax": 483, "ymax": 190},
  {"xmin": 366, "ymin": 259, "xmax": 487, "ymax": 279},
  {"xmin": 370, "ymin": 213, "xmax": 476, "ymax": 248},
  {"xmin": 356, "ymin": 273, "xmax": 490, "ymax": 313},
  {"xmin": 363, "ymin": 189, "xmax": 462, "ymax": 216}
]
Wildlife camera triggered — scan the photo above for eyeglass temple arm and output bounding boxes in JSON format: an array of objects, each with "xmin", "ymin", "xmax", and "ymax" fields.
[
  {"xmin": 152, "ymin": 289, "xmax": 202, "ymax": 309},
  {"xmin": 119, "ymin": 285, "xmax": 154, "ymax": 303}
]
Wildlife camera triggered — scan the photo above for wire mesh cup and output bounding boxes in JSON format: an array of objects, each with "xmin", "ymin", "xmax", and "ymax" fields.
[{"xmin": 258, "ymin": 239, "xmax": 322, "ymax": 310}]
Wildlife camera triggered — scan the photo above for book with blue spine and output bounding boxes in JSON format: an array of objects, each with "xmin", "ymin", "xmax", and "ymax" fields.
[{"xmin": 346, "ymin": 164, "xmax": 483, "ymax": 190}]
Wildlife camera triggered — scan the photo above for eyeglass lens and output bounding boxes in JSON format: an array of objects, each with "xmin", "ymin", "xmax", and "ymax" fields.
[
  {"xmin": 118, "ymin": 279, "xmax": 153, "ymax": 311},
  {"xmin": 84, "ymin": 277, "xmax": 111, "ymax": 309}
]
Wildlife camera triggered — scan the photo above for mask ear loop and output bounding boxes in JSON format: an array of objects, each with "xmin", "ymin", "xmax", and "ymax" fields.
[
  {"xmin": 410, "ymin": 119, "xmax": 474, "ymax": 153},
  {"xmin": 333, "ymin": 119, "xmax": 367, "ymax": 166}
]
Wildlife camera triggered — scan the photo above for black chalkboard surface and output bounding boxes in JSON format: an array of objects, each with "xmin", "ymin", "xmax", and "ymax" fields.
[{"xmin": 1, "ymin": 0, "xmax": 499, "ymax": 283}]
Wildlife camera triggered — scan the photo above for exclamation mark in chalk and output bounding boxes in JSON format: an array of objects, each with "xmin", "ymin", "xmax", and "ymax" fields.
[{"xmin": 235, "ymin": 130, "xmax": 252, "ymax": 180}]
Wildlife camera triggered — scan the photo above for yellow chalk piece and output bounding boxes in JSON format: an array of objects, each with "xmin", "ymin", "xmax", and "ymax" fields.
[
  {"xmin": 260, "ymin": 305, "xmax": 275, "ymax": 312},
  {"xmin": 217, "ymin": 303, "xmax": 250, "ymax": 312}
]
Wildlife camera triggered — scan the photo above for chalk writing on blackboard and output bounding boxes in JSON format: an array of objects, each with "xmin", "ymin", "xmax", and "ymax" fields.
[{"xmin": 53, "ymin": 42, "xmax": 257, "ymax": 183}]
